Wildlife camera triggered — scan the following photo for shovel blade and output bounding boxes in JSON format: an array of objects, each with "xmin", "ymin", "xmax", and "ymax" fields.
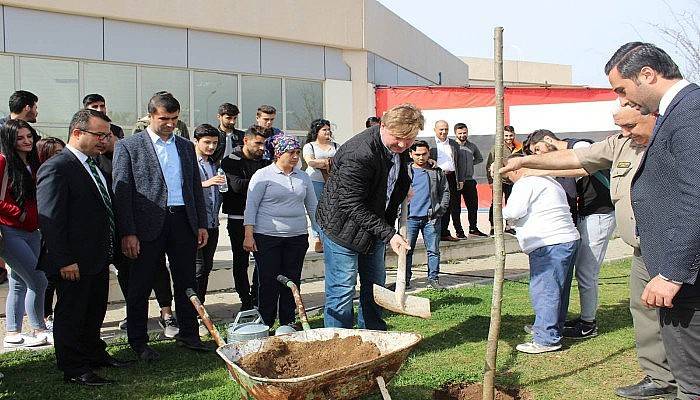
[{"xmin": 373, "ymin": 284, "xmax": 431, "ymax": 319}]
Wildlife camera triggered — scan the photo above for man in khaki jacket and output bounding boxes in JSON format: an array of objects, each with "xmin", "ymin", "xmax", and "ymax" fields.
[{"xmin": 500, "ymin": 107, "xmax": 676, "ymax": 400}]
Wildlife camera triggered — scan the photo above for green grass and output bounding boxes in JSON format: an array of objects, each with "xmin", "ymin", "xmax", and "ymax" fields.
[{"xmin": 0, "ymin": 259, "xmax": 639, "ymax": 399}]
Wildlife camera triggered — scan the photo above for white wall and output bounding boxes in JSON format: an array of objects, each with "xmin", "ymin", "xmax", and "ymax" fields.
[{"xmin": 324, "ymin": 79, "xmax": 354, "ymax": 143}]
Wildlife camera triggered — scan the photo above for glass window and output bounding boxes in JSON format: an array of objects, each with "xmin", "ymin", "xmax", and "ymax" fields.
[
  {"xmin": 285, "ymin": 79, "xmax": 323, "ymax": 131},
  {"xmin": 84, "ymin": 63, "xmax": 137, "ymax": 128},
  {"xmin": 241, "ymin": 76, "xmax": 282, "ymax": 129},
  {"xmin": 140, "ymin": 67, "xmax": 190, "ymax": 127},
  {"xmin": 193, "ymin": 72, "xmax": 237, "ymax": 127},
  {"xmin": 0, "ymin": 56, "xmax": 14, "ymax": 119},
  {"xmin": 34, "ymin": 126, "xmax": 70, "ymax": 142},
  {"xmin": 20, "ymin": 57, "xmax": 79, "ymax": 125}
]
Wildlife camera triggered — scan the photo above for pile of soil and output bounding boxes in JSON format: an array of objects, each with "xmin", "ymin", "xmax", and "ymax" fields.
[
  {"xmin": 238, "ymin": 334, "xmax": 381, "ymax": 379},
  {"xmin": 433, "ymin": 382, "xmax": 531, "ymax": 400}
]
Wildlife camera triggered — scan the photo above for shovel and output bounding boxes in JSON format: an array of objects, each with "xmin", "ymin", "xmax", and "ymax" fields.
[{"xmin": 373, "ymin": 199, "xmax": 431, "ymax": 319}]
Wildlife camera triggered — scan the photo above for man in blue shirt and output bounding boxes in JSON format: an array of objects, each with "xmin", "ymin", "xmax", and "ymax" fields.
[{"xmin": 405, "ymin": 140, "xmax": 450, "ymax": 290}]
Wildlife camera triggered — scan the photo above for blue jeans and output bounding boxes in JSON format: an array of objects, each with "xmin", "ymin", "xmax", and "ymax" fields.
[
  {"xmin": 310, "ymin": 181, "xmax": 325, "ymax": 239},
  {"xmin": 1, "ymin": 226, "xmax": 46, "ymax": 332},
  {"xmin": 405, "ymin": 217, "xmax": 441, "ymax": 281},
  {"xmin": 323, "ymin": 236, "xmax": 387, "ymax": 330},
  {"xmin": 528, "ymin": 240, "xmax": 578, "ymax": 346}
]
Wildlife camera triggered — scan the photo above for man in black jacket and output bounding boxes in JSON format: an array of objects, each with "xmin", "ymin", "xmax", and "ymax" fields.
[
  {"xmin": 220, "ymin": 125, "xmax": 271, "ymax": 312},
  {"xmin": 317, "ymin": 104, "xmax": 424, "ymax": 330}
]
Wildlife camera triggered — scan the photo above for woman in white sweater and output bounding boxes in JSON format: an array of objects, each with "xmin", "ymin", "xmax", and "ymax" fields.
[{"xmin": 502, "ymin": 154, "xmax": 579, "ymax": 354}]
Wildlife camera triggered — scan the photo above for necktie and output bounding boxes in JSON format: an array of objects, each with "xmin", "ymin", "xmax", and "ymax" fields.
[{"xmin": 86, "ymin": 158, "xmax": 115, "ymax": 257}]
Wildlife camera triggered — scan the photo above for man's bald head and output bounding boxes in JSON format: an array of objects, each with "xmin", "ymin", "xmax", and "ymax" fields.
[
  {"xmin": 434, "ymin": 120, "xmax": 449, "ymax": 141},
  {"xmin": 613, "ymin": 106, "xmax": 656, "ymax": 146}
]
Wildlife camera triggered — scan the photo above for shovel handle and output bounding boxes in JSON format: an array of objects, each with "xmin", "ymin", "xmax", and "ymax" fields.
[
  {"xmin": 186, "ymin": 288, "xmax": 236, "ymax": 376},
  {"xmin": 277, "ymin": 275, "xmax": 311, "ymax": 331},
  {"xmin": 394, "ymin": 200, "xmax": 409, "ymax": 307}
]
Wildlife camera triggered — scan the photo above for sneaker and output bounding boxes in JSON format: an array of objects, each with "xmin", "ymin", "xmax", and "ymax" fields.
[
  {"xmin": 469, "ymin": 229, "xmax": 488, "ymax": 237},
  {"xmin": 427, "ymin": 278, "xmax": 445, "ymax": 290},
  {"xmin": 516, "ymin": 341, "xmax": 561, "ymax": 354},
  {"xmin": 3, "ymin": 333, "xmax": 48, "ymax": 348},
  {"xmin": 563, "ymin": 317, "xmax": 582, "ymax": 328},
  {"xmin": 455, "ymin": 233, "xmax": 468, "ymax": 240},
  {"xmin": 37, "ymin": 330, "xmax": 53, "ymax": 345},
  {"xmin": 563, "ymin": 319, "xmax": 598, "ymax": 339},
  {"xmin": 118, "ymin": 318, "xmax": 128, "ymax": 331},
  {"xmin": 523, "ymin": 325, "xmax": 533, "ymax": 335},
  {"xmin": 159, "ymin": 315, "xmax": 180, "ymax": 338},
  {"xmin": 45, "ymin": 315, "xmax": 54, "ymax": 331}
]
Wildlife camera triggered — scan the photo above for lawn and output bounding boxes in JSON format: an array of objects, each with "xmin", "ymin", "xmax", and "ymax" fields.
[{"xmin": 0, "ymin": 258, "xmax": 640, "ymax": 400}]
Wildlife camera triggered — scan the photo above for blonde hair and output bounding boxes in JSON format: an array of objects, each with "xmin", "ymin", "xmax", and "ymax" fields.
[{"xmin": 380, "ymin": 103, "xmax": 424, "ymax": 138}]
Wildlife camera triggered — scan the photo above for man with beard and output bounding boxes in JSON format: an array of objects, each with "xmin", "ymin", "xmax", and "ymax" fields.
[{"xmin": 211, "ymin": 103, "xmax": 245, "ymax": 164}]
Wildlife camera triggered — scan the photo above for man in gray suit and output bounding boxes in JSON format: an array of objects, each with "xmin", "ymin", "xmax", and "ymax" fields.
[
  {"xmin": 112, "ymin": 93, "xmax": 209, "ymax": 361},
  {"xmin": 606, "ymin": 42, "xmax": 700, "ymax": 399}
]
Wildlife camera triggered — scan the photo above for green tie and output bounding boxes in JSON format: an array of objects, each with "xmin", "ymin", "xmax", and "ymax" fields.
[{"xmin": 86, "ymin": 158, "xmax": 115, "ymax": 248}]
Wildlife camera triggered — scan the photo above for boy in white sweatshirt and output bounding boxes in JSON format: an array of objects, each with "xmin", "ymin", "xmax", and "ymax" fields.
[{"xmin": 502, "ymin": 154, "xmax": 580, "ymax": 354}]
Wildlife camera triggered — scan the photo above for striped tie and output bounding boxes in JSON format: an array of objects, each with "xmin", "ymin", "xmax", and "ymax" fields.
[{"xmin": 86, "ymin": 158, "xmax": 115, "ymax": 257}]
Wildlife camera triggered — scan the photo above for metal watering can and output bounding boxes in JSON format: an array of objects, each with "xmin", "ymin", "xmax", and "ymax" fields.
[{"xmin": 226, "ymin": 309, "xmax": 269, "ymax": 344}]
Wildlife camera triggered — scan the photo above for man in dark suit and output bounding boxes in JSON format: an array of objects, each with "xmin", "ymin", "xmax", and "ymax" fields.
[
  {"xmin": 112, "ymin": 93, "xmax": 209, "ymax": 361},
  {"xmin": 606, "ymin": 42, "xmax": 700, "ymax": 399},
  {"xmin": 426, "ymin": 120, "xmax": 466, "ymax": 241},
  {"xmin": 37, "ymin": 109, "xmax": 129, "ymax": 386}
]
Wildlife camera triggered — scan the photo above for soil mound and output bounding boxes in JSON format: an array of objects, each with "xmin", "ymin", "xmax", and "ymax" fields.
[
  {"xmin": 433, "ymin": 382, "xmax": 531, "ymax": 400},
  {"xmin": 239, "ymin": 334, "xmax": 381, "ymax": 379}
]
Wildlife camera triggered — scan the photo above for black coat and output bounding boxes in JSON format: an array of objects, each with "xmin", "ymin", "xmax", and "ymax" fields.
[
  {"xmin": 220, "ymin": 146, "xmax": 270, "ymax": 216},
  {"xmin": 36, "ymin": 148, "xmax": 117, "ymax": 277},
  {"xmin": 316, "ymin": 126, "xmax": 411, "ymax": 254}
]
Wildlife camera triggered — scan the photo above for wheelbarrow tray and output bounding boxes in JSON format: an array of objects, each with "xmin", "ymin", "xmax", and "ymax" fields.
[{"xmin": 216, "ymin": 327, "xmax": 422, "ymax": 400}]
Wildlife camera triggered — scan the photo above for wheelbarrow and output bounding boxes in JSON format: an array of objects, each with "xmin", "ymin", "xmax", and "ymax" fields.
[{"xmin": 187, "ymin": 280, "xmax": 422, "ymax": 400}]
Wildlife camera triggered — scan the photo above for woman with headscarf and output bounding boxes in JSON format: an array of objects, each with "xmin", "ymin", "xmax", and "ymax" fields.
[{"xmin": 243, "ymin": 133, "xmax": 317, "ymax": 329}]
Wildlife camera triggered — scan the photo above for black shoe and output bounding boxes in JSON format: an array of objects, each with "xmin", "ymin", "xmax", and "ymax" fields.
[
  {"xmin": 505, "ymin": 228, "xmax": 516, "ymax": 235},
  {"xmin": 455, "ymin": 233, "xmax": 468, "ymax": 240},
  {"xmin": 563, "ymin": 319, "xmax": 598, "ymax": 339},
  {"xmin": 64, "ymin": 372, "xmax": 114, "ymax": 386},
  {"xmin": 614, "ymin": 376, "xmax": 676, "ymax": 399},
  {"xmin": 91, "ymin": 355, "xmax": 132, "ymax": 369},
  {"xmin": 427, "ymin": 278, "xmax": 445, "ymax": 290},
  {"xmin": 175, "ymin": 335, "xmax": 212, "ymax": 352},
  {"xmin": 469, "ymin": 229, "xmax": 488, "ymax": 237},
  {"xmin": 563, "ymin": 317, "xmax": 582, "ymax": 328},
  {"xmin": 489, "ymin": 228, "xmax": 495, "ymax": 236},
  {"xmin": 133, "ymin": 345, "xmax": 160, "ymax": 362}
]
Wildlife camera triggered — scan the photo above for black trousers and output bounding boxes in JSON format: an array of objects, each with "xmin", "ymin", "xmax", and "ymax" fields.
[
  {"xmin": 44, "ymin": 276, "xmax": 57, "ymax": 318},
  {"xmin": 253, "ymin": 233, "xmax": 308, "ymax": 327},
  {"xmin": 489, "ymin": 182, "xmax": 513, "ymax": 227},
  {"xmin": 115, "ymin": 254, "xmax": 173, "ymax": 309},
  {"xmin": 659, "ymin": 305, "xmax": 700, "ymax": 398},
  {"xmin": 440, "ymin": 172, "xmax": 462, "ymax": 236},
  {"xmin": 127, "ymin": 209, "xmax": 198, "ymax": 350},
  {"xmin": 458, "ymin": 179, "xmax": 480, "ymax": 232},
  {"xmin": 54, "ymin": 267, "xmax": 110, "ymax": 378},
  {"xmin": 227, "ymin": 219, "xmax": 256, "ymax": 309},
  {"xmin": 195, "ymin": 227, "xmax": 220, "ymax": 304}
]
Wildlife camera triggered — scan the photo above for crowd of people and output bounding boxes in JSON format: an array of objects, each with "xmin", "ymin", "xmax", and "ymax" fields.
[{"xmin": 0, "ymin": 40, "xmax": 697, "ymax": 400}]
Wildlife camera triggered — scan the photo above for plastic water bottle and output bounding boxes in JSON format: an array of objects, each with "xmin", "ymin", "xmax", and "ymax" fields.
[{"xmin": 217, "ymin": 168, "xmax": 228, "ymax": 193}]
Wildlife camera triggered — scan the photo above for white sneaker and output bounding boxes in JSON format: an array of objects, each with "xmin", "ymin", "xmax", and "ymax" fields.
[
  {"xmin": 45, "ymin": 316, "xmax": 54, "ymax": 331},
  {"xmin": 37, "ymin": 330, "xmax": 53, "ymax": 345},
  {"xmin": 516, "ymin": 341, "xmax": 561, "ymax": 354},
  {"xmin": 3, "ymin": 333, "xmax": 48, "ymax": 348},
  {"xmin": 523, "ymin": 325, "xmax": 533, "ymax": 335}
]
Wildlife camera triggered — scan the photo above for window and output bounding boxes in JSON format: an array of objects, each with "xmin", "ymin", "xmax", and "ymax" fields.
[
  {"xmin": 193, "ymin": 71, "xmax": 237, "ymax": 127},
  {"xmin": 84, "ymin": 63, "xmax": 138, "ymax": 128},
  {"xmin": 285, "ymin": 79, "xmax": 322, "ymax": 131},
  {"xmin": 241, "ymin": 76, "xmax": 282, "ymax": 129},
  {"xmin": 20, "ymin": 57, "xmax": 79, "ymax": 125},
  {"xmin": 140, "ymin": 67, "xmax": 190, "ymax": 126},
  {"xmin": 0, "ymin": 56, "xmax": 14, "ymax": 119}
]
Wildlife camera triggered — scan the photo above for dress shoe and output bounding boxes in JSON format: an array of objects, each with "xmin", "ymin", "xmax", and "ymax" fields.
[
  {"xmin": 469, "ymin": 229, "xmax": 488, "ymax": 237},
  {"xmin": 175, "ymin": 335, "xmax": 212, "ymax": 352},
  {"xmin": 64, "ymin": 372, "xmax": 114, "ymax": 386},
  {"xmin": 440, "ymin": 235, "xmax": 460, "ymax": 242},
  {"xmin": 91, "ymin": 355, "xmax": 132, "ymax": 369},
  {"xmin": 614, "ymin": 376, "xmax": 676, "ymax": 399},
  {"xmin": 455, "ymin": 233, "xmax": 468, "ymax": 240},
  {"xmin": 505, "ymin": 228, "xmax": 517, "ymax": 235},
  {"xmin": 133, "ymin": 345, "xmax": 160, "ymax": 362}
]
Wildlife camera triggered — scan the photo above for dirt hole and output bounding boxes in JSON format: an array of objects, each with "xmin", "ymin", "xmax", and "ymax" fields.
[{"xmin": 433, "ymin": 382, "xmax": 532, "ymax": 400}]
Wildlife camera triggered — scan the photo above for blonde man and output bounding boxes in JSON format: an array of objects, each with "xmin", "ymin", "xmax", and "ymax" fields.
[{"xmin": 317, "ymin": 104, "xmax": 424, "ymax": 330}]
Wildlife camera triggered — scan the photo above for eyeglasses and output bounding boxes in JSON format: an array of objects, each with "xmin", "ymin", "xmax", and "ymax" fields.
[{"xmin": 80, "ymin": 129, "xmax": 112, "ymax": 140}]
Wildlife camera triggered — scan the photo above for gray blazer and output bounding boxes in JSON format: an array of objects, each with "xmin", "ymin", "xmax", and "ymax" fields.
[
  {"xmin": 112, "ymin": 131, "xmax": 207, "ymax": 241},
  {"xmin": 426, "ymin": 137, "xmax": 467, "ymax": 183}
]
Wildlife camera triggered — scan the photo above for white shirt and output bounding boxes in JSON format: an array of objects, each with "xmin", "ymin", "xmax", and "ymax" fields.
[
  {"xmin": 66, "ymin": 144, "xmax": 108, "ymax": 190},
  {"xmin": 435, "ymin": 137, "xmax": 455, "ymax": 172},
  {"xmin": 502, "ymin": 176, "xmax": 580, "ymax": 254},
  {"xmin": 659, "ymin": 79, "xmax": 691, "ymax": 116}
]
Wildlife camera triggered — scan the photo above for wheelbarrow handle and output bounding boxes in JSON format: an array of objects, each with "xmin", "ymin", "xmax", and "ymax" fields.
[{"xmin": 277, "ymin": 275, "xmax": 311, "ymax": 331}]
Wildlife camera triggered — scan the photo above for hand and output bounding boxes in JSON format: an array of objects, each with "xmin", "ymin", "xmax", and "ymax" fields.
[
  {"xmin": 457, "ymin": 181, "xmax": 464, "ymax": 191},
  {"xmin": 520, "ymin": 168, "xmax": 545, "ymax": 177},
  {"xmin": 60, "ymin": 263, "xmax": 80, "ymax": 281},
  {"xmin": 202, "ymin": 175, "xmax": 226, "ymax": 188},
  {"xmin": 498, "ymin": 157, "xmax": 524, "ymax": 175},
  {"xmin": 121, "ymin": 235, "xmax": 140, "ymax": 259},
  {"xmin": 197, "ymin": 229, "xmax": 208, "ymax": 249},
  {"xmin": 389, "ymin": 234, "xmax": 411, "ymax": 256},
  {"xmin": 406, "ymin": 187, "xmax": 414, "ymax": 203},
  {"xmin": 427, "ymin": 159, "xmax": 437, "ymax": 168},
  {"xmin": 641, "ymin": 275, "xmax": 682, "ymax": 308},
  {"xmin": 243, "ymin": 235, "xmax": 257, "ymax": 252}
]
